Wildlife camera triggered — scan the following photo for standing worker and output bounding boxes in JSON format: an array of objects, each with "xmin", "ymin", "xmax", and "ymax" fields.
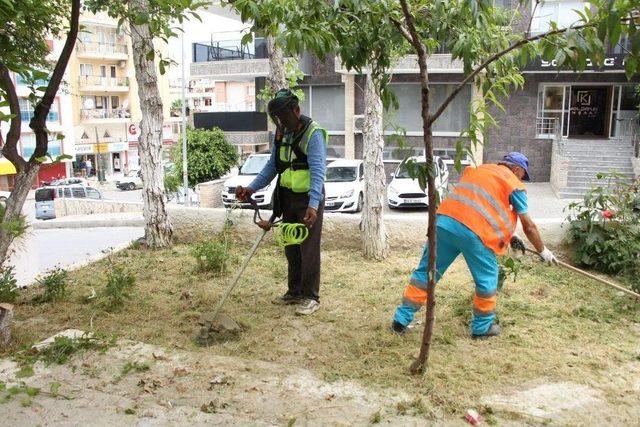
[
  {"xmin": 391, "ymin": 152, "xmax": 557, "ymax": 339},
  {"xmin": 236, "ymin": 89, "xmax": 328, "ymax": 316}
]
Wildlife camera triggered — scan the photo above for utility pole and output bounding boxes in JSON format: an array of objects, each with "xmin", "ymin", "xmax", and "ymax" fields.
[
  {"xmin": 181, "ymin": 28, "xmax": 190, "ymax": 206},
  {"xmin": 94, "ymin": 126, "xmax": 101, "ymax": 182}
]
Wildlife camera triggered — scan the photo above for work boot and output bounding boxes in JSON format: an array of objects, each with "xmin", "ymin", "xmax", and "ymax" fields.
[
  {"xmin": 390, "ymin": 321, "xmax": 407, "ymax": 335},
  {"xmin": 272, "ymin": 293, "xmax": 302, "ymax": 305},
  {"xmin": 471, "ymin": 323, "xmax": 501, "ymax": 340},
  {"xmin": 295, "ymin": 299, "xmax": 320, "ymax": 315}
]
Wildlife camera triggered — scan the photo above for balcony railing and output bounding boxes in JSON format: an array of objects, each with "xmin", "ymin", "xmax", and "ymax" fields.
[
  {"xmin": 192, "ymin": 37, "xmax": 267, "ymax": 63},
  {"xmin": 78, "ymin": 75, "xmax": 129, "ymax": 88},
  {"xmin": 81, "ymin": 108, "xmax": 131, "ymax": 120},
  {"xmin": 76, "ymin": 41, "xmax": 128, "ymax": 55}
]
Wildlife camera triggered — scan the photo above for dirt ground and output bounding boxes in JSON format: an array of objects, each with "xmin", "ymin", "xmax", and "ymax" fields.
[{"xmin": 1, "ymin": 229, "xmax": 640, "ymax": 425}]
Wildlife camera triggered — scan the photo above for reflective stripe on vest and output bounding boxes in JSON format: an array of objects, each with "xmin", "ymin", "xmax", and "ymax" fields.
[
  {"xmin": 279, "ymin": 122, "xmax": 327, "ymax": 193},
  {"xmin": 455, "ymin": 182, "xmax": 515, "ymax": 231},
  {"xmin": 448, "ymin": 193, "xmax": 507, "ymax": 244}
]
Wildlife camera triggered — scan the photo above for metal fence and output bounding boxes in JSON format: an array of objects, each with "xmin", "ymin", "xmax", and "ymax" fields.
[
  {"xmin": 81, "ymin": 108, "xmax": 131, "ymax": 120},
  {"xmin": 535, "ymin": 116, "xmax": 561, "ymax": 139}
]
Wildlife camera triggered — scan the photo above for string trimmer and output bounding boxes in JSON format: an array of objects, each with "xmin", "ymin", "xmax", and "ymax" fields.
[
  {"xmin": 196, "ymin": 199, "xmax": 308, "ymax": 345},
  {"xmin": 524, "ymin": 247, "xmax": 640, "ymax": 300}
]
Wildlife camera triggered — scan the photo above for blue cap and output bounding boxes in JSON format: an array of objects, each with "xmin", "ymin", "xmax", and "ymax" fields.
[{"xmin": 501, "ymin": 152, "xmax": 530, "ymax": 181}]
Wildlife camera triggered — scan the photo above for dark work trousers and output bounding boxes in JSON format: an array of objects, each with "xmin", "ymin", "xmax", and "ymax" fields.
[{"xmin": 279, "ymin": 187, "xmax": 324, "ymax": 302}]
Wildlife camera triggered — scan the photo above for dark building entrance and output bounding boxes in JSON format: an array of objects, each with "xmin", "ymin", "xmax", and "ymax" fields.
[{"xmin": 569, "ymin": 86, "xmax": 610, "ymax": 137}]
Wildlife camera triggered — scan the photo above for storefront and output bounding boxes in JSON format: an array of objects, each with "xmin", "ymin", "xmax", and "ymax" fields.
[{"xmin": 73, "ymin": 141, "xmax": 128, "ymax": 177}]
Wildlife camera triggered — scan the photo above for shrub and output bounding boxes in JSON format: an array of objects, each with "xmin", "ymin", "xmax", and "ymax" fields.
[
  {"xmin": 33, "ymin": 268, "xmax": 68, "ymax": 303},
  {"xmin": 566, "ymin": 174, "xmax": 640, "ymax": 291},
  {"xmin": 0, "ymin": 266, "xmax": 19, "ymax": 303},
  {"xmin": 101, "ymin": 265, "xmax": 136, "ymax": 311},
  {"xmin": 191, "ymin": 240, "xmax": 231, "ymax": 274}
]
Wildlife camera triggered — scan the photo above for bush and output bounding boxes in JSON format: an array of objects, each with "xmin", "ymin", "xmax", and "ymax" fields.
[
  {"xmin": 101, "ymin": 265, "xmax": 136, "ymax": 311},
  {"xmin": 566, "ymin": 174, "xmax": 640, "ymax": 291},
  {"xmin": 0, "ymin": 266, "xmax": 19, "ymax": 303},
  {"xmin": 191, "ymin": 240, "xmax": 231, "ymax": 274},
  {"xmin": 33, "ymin": 268, "xmax": 68, "ymax": 303},
  {"xmin": 168, "ymin": 127, "xmax": 238, "ymax": 187}
]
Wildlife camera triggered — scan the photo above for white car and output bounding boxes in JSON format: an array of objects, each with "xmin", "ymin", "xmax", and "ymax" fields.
[
  {"xmin": 115, "ymin": 169, "xmax": 143, "ymax": 191},
  {"xmin": 387, "ymin": 156, "xmax": 449, "ymax": 209},
  {"xmin": 324, "ymin": 159, "xmax": 364, "ymax": 213},
  {"xmin": 221, "ymin": 154, "xmax": 276, "ymax": 208}
]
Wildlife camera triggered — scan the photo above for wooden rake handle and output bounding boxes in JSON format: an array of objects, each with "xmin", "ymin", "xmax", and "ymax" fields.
[{"xmin": 524, "ymin": 248, "xmax": 640, "ymax": 300}]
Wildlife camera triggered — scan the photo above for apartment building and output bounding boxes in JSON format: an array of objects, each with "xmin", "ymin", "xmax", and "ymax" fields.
[
  {"xmin": 71, "ymin": 11, "xmax": 175, "ymax": 178},
  {"xmin": 195, "ymin": 1, "xmax": 638, "ymax": 197},
  {"xmin": 0, "ymin": 41, "xmax": 75, "ymax": 190}
]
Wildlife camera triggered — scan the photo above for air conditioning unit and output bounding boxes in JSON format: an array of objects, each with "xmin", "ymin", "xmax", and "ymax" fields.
[{"xmin": 353, "ymin": 115, "xmax": 365, "ymax": 133}]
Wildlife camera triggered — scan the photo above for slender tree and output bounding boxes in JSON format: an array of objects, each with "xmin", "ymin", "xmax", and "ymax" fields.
[{"xmin": 0, "ymin": 0, "xmax": 80, "ymax": 264}]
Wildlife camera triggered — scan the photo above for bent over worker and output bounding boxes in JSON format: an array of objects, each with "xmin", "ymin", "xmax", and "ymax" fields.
[
  {"xmin": 391, "ymin": 152, "xmax": 557, "ymax": 339},
  {"xmin": 236, "ymin": 89, "xmax": 327, "ymax": 316}
]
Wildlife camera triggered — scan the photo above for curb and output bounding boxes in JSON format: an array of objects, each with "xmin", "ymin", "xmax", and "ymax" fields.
[{"xmin": 31, "ymin": 217, "xmax": 144, "ymax": 229}]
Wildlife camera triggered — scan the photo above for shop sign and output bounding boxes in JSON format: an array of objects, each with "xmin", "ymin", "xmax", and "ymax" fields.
[
  {"xmin": 109, "ymin": 142, "xmax": 127, "ymax": 152},
  {"xmin": 127, "ymin": 123, "xmax": 139, "ymax": 142},
  {"xmin": 75, "ymin": 144, "xmax": 94, "ymax": 154},
  {"xmin": 96, "ymin": 143, "xmax": 110, "ymax": 153},
  {"xmin": 162, "ymin": 124, "xmax": 174, "ymax": 141},
  {"xmin": 525, "ymin": 54, "xmax": 627, "ymax": 72}
]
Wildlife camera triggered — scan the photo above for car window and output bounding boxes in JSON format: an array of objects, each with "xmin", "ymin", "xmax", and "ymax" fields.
[
  {"xmin": 71, "ymin": 187, "xmax": 86, "ymax": 198},
  {"xmin": 240, "ymin": 156, "xmax": 269, "ymax": 175},
  {"xmin": 63, "ymin": 187, "xmax": 72, "ymax": 198},
  {"xmin": 86, "ymin": 188, "xmax": 101, "ymax": 199},
  {"xmin": 326, "ymin": 167, "xmax": 357, "ymax": 182},
  {"xmin": 439, "ymin": 158, "xmax": 447, "ymax": 175},
  {"xmin": 359, "ymin": 164, "xmax": 364, "ymax": 179},
  {"xmin": 35, "ymin": 188, "xmax": 55, "ymax": 202}
]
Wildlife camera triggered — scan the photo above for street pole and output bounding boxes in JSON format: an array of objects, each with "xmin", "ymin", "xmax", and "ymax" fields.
[
  {"xmin": 181, "ymin": 28, "xmax": 190, "ymax": 206},
  {"xmin": 94, "ymin": 126, "xmax": 101, "ymax": 182}
]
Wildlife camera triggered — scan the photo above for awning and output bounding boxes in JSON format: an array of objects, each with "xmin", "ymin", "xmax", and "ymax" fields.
[{"xmin": 0, "ymin": 161, "xmax": 17, "ymax": 176}]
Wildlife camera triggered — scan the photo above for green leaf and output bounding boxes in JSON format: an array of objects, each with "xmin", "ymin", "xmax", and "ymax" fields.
[
  {"xmin": 35, "ymin": 156, "xmax": 48, "ymax": 164},
  {"xmin": 146, "ymin": 50, "xmax": 155, "ymax": 62},
  {"xmin": 241, "ymin": 32, "xmax": 253, "ymax": 46},
  {"xmin": 159, "ymin": 60, "xmax": 165, "ymax": 75},
  {"xmin": 625, "ymin": 55, "xmax": 637, "ymax": 80}
]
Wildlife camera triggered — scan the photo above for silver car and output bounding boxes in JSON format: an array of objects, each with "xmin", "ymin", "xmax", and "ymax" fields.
[{"xmin": 35, "ymin": 185, "xmax": 103, "ymax": 220}]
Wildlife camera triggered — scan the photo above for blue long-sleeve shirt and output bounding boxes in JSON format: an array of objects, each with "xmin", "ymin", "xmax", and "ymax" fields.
[{"xmin": 248, "ymin": 129, "xmax": 327, "ymax": 209}]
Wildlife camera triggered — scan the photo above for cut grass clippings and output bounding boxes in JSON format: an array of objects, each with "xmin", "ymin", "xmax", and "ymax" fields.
[{"xmin": 2, "ymin": 230, "xmax": 639, "ymax": 417}]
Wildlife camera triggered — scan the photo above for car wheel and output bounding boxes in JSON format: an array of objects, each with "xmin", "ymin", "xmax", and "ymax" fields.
[
  {"xmin": 127, "ymin": 182, "xmax": 136, "ymax": 191},
  {"xmin": 356, "ymin": 193, "xmax": 363, "ymax": 213}
]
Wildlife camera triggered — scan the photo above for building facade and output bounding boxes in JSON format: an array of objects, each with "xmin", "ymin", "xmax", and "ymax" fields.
[{"xmin": 192, "ymin": 2, "xmax": 639, "ymax": 195}]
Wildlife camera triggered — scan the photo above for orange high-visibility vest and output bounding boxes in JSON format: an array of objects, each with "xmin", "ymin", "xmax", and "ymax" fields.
[{"xmin": 438, "ymin": 164, "xmax": 525, "ymax": 255}]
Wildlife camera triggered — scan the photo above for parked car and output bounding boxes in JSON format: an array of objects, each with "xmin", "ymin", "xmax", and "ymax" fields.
[
  {"xmin": 115, "ymin": 169, "xmax": 142, "ymax": 191},
  {"xmin": 387, "ymin": 156, "xmax": 449, "ymax": 209},
  {"xmin": 221, "ymin": 154, "xmax": 275, "ymax": 208},
  {"xmin": 324, "ymin": 159, "xmax": 364, "ymax": 213},
  {"xmin": 35, "ymin": 185, "xmax": 103, "ymax": 220}
]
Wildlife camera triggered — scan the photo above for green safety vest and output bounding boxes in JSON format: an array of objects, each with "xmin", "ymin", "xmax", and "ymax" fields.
[{"xmin": 276, "ymin": 121, "xmax": 328, "ymax": 193}]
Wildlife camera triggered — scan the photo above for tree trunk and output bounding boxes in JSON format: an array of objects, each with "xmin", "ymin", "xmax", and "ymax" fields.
[
  {"xmin": 361, "ymin": 75, "xmax": 389, "ymax": 260},
  {"xmin": 266, "ymin": 35, "xmax": 287, "ymax": 92},
  {"xmin": 397, "ymin": 0, "xmax": 438, "ymax": 375},
  {"xmin": 130, "ymin": 0, "xmax": 172, "ymax": 248},
  {"xmin": 0, "ymin": 165, "xmax": 38, "ymax": 264}
]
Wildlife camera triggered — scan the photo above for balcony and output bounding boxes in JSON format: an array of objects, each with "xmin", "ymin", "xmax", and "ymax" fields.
[
  {"xmin": 78, "ymin": 75, "xmax": 129, "ymax": 92},
  {"xmin": 190, "ymin": 38, "xmax": 270, "ymax": 79},
  {"xmin": 335, "ymin": 54, "xmax": 463, "ymax": 75},
  {"xmin": 81, "ymin": 108, "xmax": 131, "ymax": 123},
  {"xmin": 76, "ymin": 41, "xmax": 128, "ymax": 60}
]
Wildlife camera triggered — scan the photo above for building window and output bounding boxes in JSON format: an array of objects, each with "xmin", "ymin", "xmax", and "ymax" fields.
[
  {"xmin": 531, "ymin": 0, "xmax": 586, "ymax": 34},
  {"xmin": 20, "ymin": 134, "xmax": 62, "ymax": 159},
  {"xmin": 386, "ymin": 83, "xmax": 472, "ymax": 134},
  {"xmin": 16, "ymin": 74, "xmax": 49, "ymax": 87},
  {"xmin": 536, "ymin": 85, "xmax": 569, "ymax": 137},
  {"xmin": 297, "ymin": 85, "xmax": 345, "ymax": 132},
  {"xmin": 19, "ymin": 98, "xmax": 59, "ymax": 123},
  {"xmin": 204, "ymin": 98, "xmax": 212, "ymax": 106}
]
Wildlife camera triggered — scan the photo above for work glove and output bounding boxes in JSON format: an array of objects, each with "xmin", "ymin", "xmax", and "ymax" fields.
[
  {"xmin": 510, "ymin": 235, "xmax": 526, "ymax": 255},
  {"xmin": 539, "ymin": 247, "xmax": 558, "ymax": 265},
  {"xmin": 235, "ymin": 186, "xmax": 254, "ymax": 202}
]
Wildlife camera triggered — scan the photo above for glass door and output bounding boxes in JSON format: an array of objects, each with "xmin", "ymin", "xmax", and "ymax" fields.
[{"xmin": 537, "ymin": 84, "xmax": 570, "ymax": 137}]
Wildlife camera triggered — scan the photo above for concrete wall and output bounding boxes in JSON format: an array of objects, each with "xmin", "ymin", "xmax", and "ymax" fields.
[
  {"xmin": 549, "ymin": 139, "xmax": 570, "ymax": 193},
  {"xmin": 54, "ymin": 198, "xmax": 142, "ymax": 217},
  {"xmin": 48, "ymin": 199, "xmax": 568, "ymax": 249}
]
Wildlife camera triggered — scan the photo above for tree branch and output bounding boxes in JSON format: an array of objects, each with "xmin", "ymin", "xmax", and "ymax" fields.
[
  {"xmin": 30, "ymin": 0, "xmax": 81, "ymax": 161},
  {"xmin": 0, "ymin": 63, "xmax": 28, "ymax": 171},
  {"xmin": 430, "ymin": 20, "xmax": 597, "ymax": 124}
]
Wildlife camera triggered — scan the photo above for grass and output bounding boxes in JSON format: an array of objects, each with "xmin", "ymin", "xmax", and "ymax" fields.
[{"xmin": 2, "ymin": 231, "xmax": 639, "ymax": 417}]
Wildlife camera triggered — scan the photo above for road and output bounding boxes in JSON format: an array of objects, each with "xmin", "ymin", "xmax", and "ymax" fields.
[{"xmin": 10, "ymin": 227, "xmax": 143, "ymax": 287}]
